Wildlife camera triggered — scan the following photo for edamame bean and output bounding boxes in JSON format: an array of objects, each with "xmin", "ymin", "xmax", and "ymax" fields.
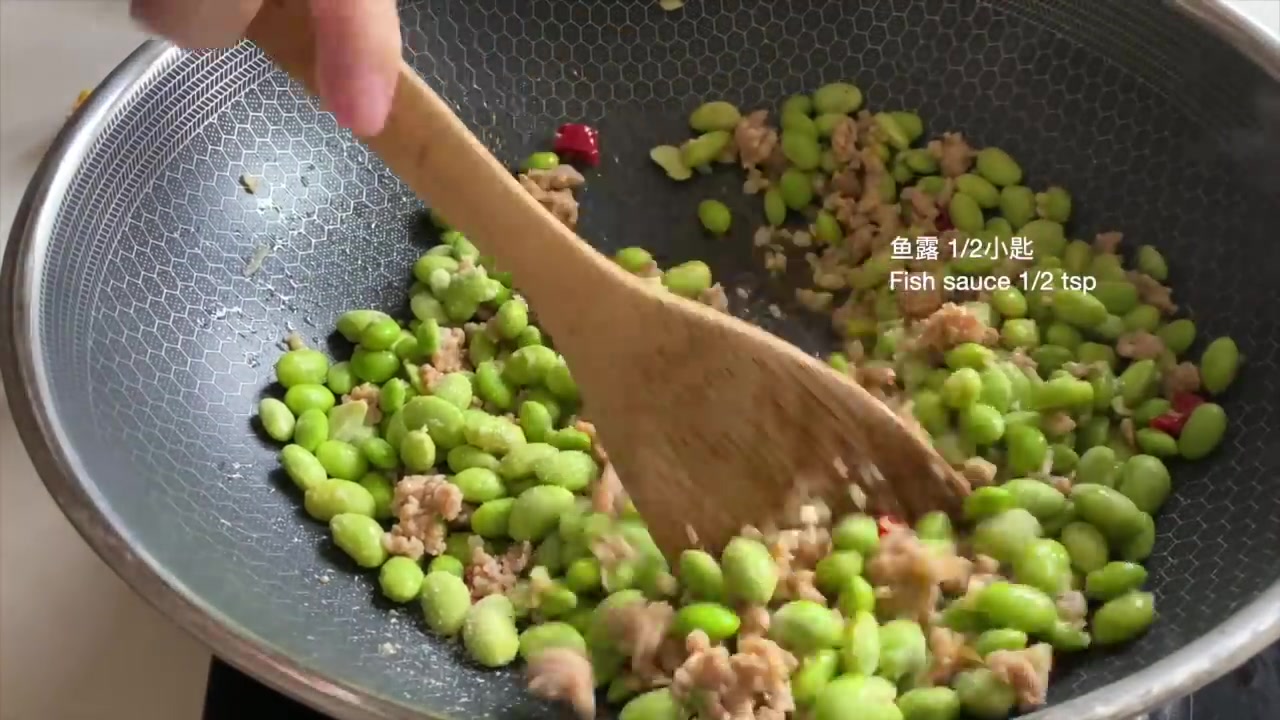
[
  {"xmin": 510, "ymin": 485, "xmax": 575, "ymax": 542},
  {"xmin": 1035, "ymin": 186, "xmax": 1072, "ymax": 222},
  {"xmin": 421, "ymin": 570, "xmax": 471, "ymax": 635},
  {"xmin": 915, "ymin": 511, "xmax": 953, "ymax": 541},
  {"xmin": 1033, "ymin": 376, "xmax": 1094, "ymax": 410},
  {"xmin": 672, "ymin": 602, "xmax": 741, "ymax": 642},
  {"xmin": 1157, "ymin": 319, "xmax": 1196, "ymax": 356},
  {"xmin": 284, "ymin": 384, "xmax": 335, "ymax": 415},
  {"xmin": 399, "ymin": 429, "xmax": 438, "ymax": 472},
  {"xmin": 534, "ymin": 450, "xmax": 597, "ymax": 492},
  {"xmin": 1118, "ymin": 359, "xmax": 1158, "ymax": 407},
  {"xmin": 258, "ymin": 398, "xmax": 295, "ymax": 443},
  {"xmin": 1045, "ymin": 619, "xmax": 1092, "ymax": 652},
  {"xmin": 326, "ymin": 361, "xmax": 356, "ymax": 395},
  {"xmin": 763, "ymin": 188, "xmax": 787, "ymax": 226},
  {"xmin": 451, "ymin": 467, "xmax": 502, "ymax": 503},
  {"xmin": 431, "ymin": 372, "xmax": 474, "ymax": 411},
  {"xmin": 1003, "ymin": 478, "xmax": 1067, "ymax": 520},
  {"xmin": 954, "ymin": 669, "xmax": 1016, "ymax": 720},
  {"xmin": 964, "ymin": 486, "xmax": 1016, "ymax": 523},
  {"xmin": 681, "ymin": 131, "xmax": 731, "ymax": 169},
  {"xmin": 972, "ymin": 508, "xmax": 1042, "ymax": 565},
  {"xmin": 1117, "ymin": 454, "xmax": 1171, "ymax": 514},
  {"xmin": 662, "ymin": 260, "xmax": 713, "ymax": 298},
  {"xmin": 1013, "ymin": 538, "xmax": 1072, "ymax": 595},
  {"xmin": 974, "ymin": 628, "xmax": 1029, "ymax": 657},
  {"xmin": 990, "ymin": 287, "xmax": 1027, "ymax": 318},
  {"xmin": 722, "ymin": 537, "xmax": 778, "ymax": 605},
  {"xmin": 839, "ymin": 611, "xmax": 881, "ymax": 676},
  {"xmin": 619, "ymin": 688, "xmax": 684, "ymax": 720},
  {"xmin": 1200, "ymin": 337, "xmax": 1240, "ymax": 395},
  {"xmin": 955, "ymin": 174, "xmax": 1000, "ymax": 208},
  {"xmin": 877, "ymin": 619, "xmax": 927, "ymax": 683},
  {"xmin": 350, "ymin": 347, "xmax": 399, "ymax": 383},
  {"xmin": 276, "ymin": 348, "xmax": 330, "ymax": 388},
  {"xmin": 782, "ymin": 132, "xmax": 822, "ymax": 170},
  {"xmin": 1120, "ymin": 511, "xmax": 1156, "ymax": 562},
  {"xmin": 948, "ymin": 192, "xmax": 984, "ymax": 233},
  {"xmin": 379, "ymin": 556, "xmax": 425, "ymax": 603},
  {"xmin": 793, "ymin": 650, "xmax": 840, "ymax": 707},
  {"xmin": 975, "ymin": 147, "xmax": 1023, "ymax": 186},
  {"xmin": 1093, "ymin": 280, "xmax": 1139, "ymax": 315},
  {"xmin": 358, "ymin": 472, "xmax": 395, "ymax": 519},
  {"xmin": 429, "ymin": 555, "xmax": 465, "ymax": 577},
  {"xmin": 518, "ymin": 621, "xmax": 587, "ymax": 661},
  {"xmin": 281, "ymin": 443, "xmax": 327, "ymax": 491},
  {"xmin": 1000, "ymin": 318, "xmax": 1040, "ymax": 349},
  {"xmin": 1071, "ymin": 483, "xmax": 1146, "ymax": 542},
  {"xmin": 330, "ymin": 513, "xmax": 388, "ymax": 568},
  {"xmin": 779, "ymin": 168, "xmax": 814, "ymax": 210},
  {"xmin": 678, "ymin": 549, "xmax": 725, "ymax": 602},
  {"xmin": 814, "ymin": 211, "xmax": 842, "ymax": 245},
  {"xmin": 999, "ymin": 185, "xmax": 1036, "ymax": 229},
  {"xmin": 941, "ymin": 368, "xmax": 982, "ymax": 408},
  {"xmin": 463, "ymin": 599, "xmax": 520, "ymax": 667},
  {"xmin": 649, "ymin": 145, "xmax": 693, "ymax": 181},
  {"xmin": 838, "ymin": 575, "xmax": 876, "ymax": 617},
  {"xmin": 565, "ymin": 557, "xmax": 602, "ymax": 594},
  {"xmin": 1006, "ymin": 424, "xmax": 1049, "ymax": 476},
  {"xmin": 975, "ymin": 581, "xmax": 1057, "ymax": 633},
  {"xmin": 1092, "ymin": 591, "xmax": 1156, "ymax": 645},
  {"xmin": 360, "ymin": 436, "xmax": 398, "ymax": 471},
  {"xmin": 897, "ymin": 686, "xmax": 961, "ymax": 720},
  {"xmin": 1135, "ymin": 429, "xmax": 1178, "ymax": 458},
  {"xmin": 689, "ymin": 101, "xmax": 741, "ymax": 132},
  {"xmin": 1136, "ymin": 245, "xmax": 1168, "ymax": 281},
  {"xmin": 337, "ymin": 310, "xmax": 391, "ymax": 342},
  {"xmin": 304, "ymin": 478, "xmax": 376, "ymax": 521},
  {"xmin": 1060, "ymin": 521, "xmax": 1110, "ymax": 573},
  {"xmin": 1085, "ymin": 561, "xmax": 1148, "ymax": 601},
  {"xmin": 1178, "ymin": 403, "xmax": 1227, "ymax": 460},
  {"xmin": 813, "ymin": 82, "xmax": 863, "ymax": 114},
  {"xmin": 814, "ymin": 551, "xmax": 863, "ymax": 595},
  {"xmin": 1076, "ymin": 446, "xmax": 1122, "ymax": 488},
  {"xmin": 448, "ymin": 445, "xmax": 500, "ymax": 473},
  {"xmin": 498, "ymin": 442, "xmax": 558, "ymax": 482},
  {"xmin": 697, "ymin": 199, "xmax": 732, "ymax": 234}
]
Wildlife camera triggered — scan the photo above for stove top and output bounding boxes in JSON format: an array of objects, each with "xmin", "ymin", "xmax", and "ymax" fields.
[{"xmin": 204, "ymin": 643, "xmax": 1280, "ymax": 719}]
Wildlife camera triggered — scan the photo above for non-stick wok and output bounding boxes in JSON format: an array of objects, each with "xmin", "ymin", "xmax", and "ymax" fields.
[{"xmin": 3, "ymin": 1, "xmax": 1280, "ymax": 719}]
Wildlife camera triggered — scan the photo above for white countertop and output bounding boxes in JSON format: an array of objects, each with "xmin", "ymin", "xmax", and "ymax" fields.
[{"xmin": 0, "ymin": 2, "xmax": 1276, "ymax": 720}]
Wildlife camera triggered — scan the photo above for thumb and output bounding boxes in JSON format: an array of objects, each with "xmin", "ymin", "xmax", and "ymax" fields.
[
  {"xmin": 130, "ymin": 0, "xmax": 262, "ymax": 49},
  {"xmin": 309, "ymin": 0, "xmax": 402, "ymax": 137}
]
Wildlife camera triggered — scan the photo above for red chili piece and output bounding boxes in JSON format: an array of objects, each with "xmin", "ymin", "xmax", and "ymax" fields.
[
  {"xmin": 1171, "ymin": 392, "xmax": 1206, "ymax": 415},
  {"xmin": 877, "ymin": 515, "xmax": 904, "ymax": 537},
  {"xmin": 1151, "ymin": 392, "xmax": 1206, "ymax": 437},
  {"xmin": 936, "ymin": 209, "xmax": 954, "ymax": 232},
  {"xmin": 552, "ymin": 123, "xmax": 601, "ymax": 167},
  {"xmin": 1150, "ymin": 412, "xmax": 1188, "ymax": 437}
]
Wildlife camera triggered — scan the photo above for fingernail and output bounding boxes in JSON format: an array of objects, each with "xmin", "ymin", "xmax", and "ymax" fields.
[{"xmin": 327, "ymin": 63, "xmax": 395, "ymax": 137}]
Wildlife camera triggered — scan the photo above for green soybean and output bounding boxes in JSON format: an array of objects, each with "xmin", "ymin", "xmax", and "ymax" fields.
[
  {"xmin": 1200, "ymin": 337, "xmax": 1241, "ymax": 395},
  {"xmin": 330, "ymin": 513, "xmax": 387, "ymax": 568},
  {"xmin": 672, "ymin": 602, "xmax": 741, "ymax": 642},
  {"xmin": 1117, "ymin": 454, "xmax": 1172, "ymax": 514},
  {"xmin": 877, "ymin": 619, "xmax": 927, "ymax": 683},
  {"xmin": 697, "ymin": 199, "xmax": 732, "ymax": 234},
  {"xmin": 463, "ymin": 600, "xmax": 520, "ymax": 667},
  {"xmin": 975, "ymin": 147, "xmax": 1022, "ymax": 186},
  {"xmin": 813, "ymin": 82, "xmax": 864, "ymax": 114},
  {"xmin": 281, "ymin": 444, "xmax": 327, "ymax": 491},
  {"xmin": 722, "ymin": 537, "xmax": 778, "ymax": 605},
  {"xmin": 1179, "ymin": 402, "xmax": 1227, "ymax": 460},
  {"xmin": 304, "ymin": 478, "xmax": 376, "ymax": 521},
  {"xmin": 379, "ymin": 556, "xmax": 425, "ymax": 603},
  {"xmin": 421, "ymin": 570, "xmax": 472, "ymax": 635},
  {"xmin": 954, "ymin": 669, "xmax": 1016, "ymax": 720},
  {"xmin": 509, "ymin": 485, "xmax": 576, "ymax": 542},
  {"xmin": 974, "ymin": 628, "xmax": 1029, "ymax": 657},
  {"xmin": 1092, "ymin": 591, "xmax": 1156, "ymax": 645},
  {"xmin": 258, "ymin": 398, "xmax": 295, "ymax": 443},
  {"xmin": 897, "ymin": 686, "xmax": 961, "ymax": 720},
  {"xmin": 1071, "ymin": 483, "xmax": 1146, "ymax": 542}
]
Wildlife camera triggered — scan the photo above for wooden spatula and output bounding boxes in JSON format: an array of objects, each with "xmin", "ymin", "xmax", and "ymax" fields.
[{"xmin": 246, "ymin": 0, "xmax": 971, "ymax": 557}]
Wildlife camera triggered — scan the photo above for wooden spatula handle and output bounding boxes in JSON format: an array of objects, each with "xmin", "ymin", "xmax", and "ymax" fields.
[{"xmin": 245, "ymin": 0, "xmax": 632, "ymax": 346}]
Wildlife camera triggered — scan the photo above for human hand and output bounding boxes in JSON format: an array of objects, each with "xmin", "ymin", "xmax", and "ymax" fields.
[{"xmin": 130, "ymin": 0, "xmax": 402, "ymax": 136}]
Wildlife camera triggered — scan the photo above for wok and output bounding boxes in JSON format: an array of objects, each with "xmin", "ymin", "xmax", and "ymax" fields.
[{"xmin": 3, "ymin": 1, "xmax": 1280, "ymax": 718}]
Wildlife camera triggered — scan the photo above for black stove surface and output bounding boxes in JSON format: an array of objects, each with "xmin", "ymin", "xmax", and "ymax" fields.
[{"xmin": 205, "ymin": 643, "xmax": 1280, "ymax": 719}]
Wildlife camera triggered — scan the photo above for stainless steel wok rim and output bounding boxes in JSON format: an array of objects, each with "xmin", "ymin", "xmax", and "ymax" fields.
[{"xmin": 2, "ymin": 4, "xmax": 1278, "ymax": 719}]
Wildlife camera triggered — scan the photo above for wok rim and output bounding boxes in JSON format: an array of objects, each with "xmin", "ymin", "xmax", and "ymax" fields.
[{"xmin": 3, "ymin": 3, "xmax": 1278, "ymax": 718}]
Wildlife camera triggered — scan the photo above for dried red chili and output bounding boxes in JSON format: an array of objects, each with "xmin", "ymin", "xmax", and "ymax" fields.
[
  {"xmin": 552, "ymin": 123, "xmax": 601, "ymax": 167},
  {"xmin": 877, "ymin": 515, "xmax": 905, "ymax": 537},
  {"xmin": 1149, "ymin": 412, "xmax": 1187, "ymax": 436},
  {"xmin": 1151, "ymin": 392, "xmax": 1206, "ymax": 437},
  {"xmin": 1171, "ymin": 392, "xmax": 1206, "ymax": 415}
]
